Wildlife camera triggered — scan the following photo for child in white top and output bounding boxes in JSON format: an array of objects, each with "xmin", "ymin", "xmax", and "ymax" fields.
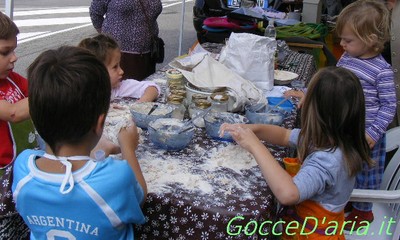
[
  {"xmin": 78, "ymin": 34, "xmax": 160, "ymax": 102},
  {"xmin": 79, "ymin": 34, "xmax": 161, "ymax": 155}
]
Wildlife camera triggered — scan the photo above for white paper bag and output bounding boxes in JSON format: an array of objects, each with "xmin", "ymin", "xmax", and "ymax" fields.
[{"xmin": 219, "ymin": 32, "xmax": 276, "ymax": 91}]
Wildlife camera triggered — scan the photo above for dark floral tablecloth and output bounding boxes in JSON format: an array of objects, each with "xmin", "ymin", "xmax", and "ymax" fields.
[
  {"xmin": 129, "ymin": 64, "xmax": 307, "ymax": 240},
  {"xmin": 133, "ymin": 122, "xmax": 295, "ymax": 240},
  {"xmin": 0, "ymin": 165, "xmax": 30, "ymax": 240}
]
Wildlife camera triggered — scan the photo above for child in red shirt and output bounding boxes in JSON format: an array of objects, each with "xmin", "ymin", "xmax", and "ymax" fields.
[
  {"xmin": 0, "ymin": 11, "xmax": 31, "ymax": 239},
  {"xmin": 0, "ymin": 12, "xmax": 31, "ymax": 168}
]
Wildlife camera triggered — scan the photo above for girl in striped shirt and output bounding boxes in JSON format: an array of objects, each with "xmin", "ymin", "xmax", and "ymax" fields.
[{"xmin": 335, "ymin": 0, "xmax": 396, "ymax": 229}]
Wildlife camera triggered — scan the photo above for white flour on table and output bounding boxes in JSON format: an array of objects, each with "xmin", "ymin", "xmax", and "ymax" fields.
[
  {"xmin": 203, "ymin": 144, "xmax": 257, "ymax": 172},
  {"xmin": 137, "ymin": 142, "xmax": 258, "ymax": 196},
  {"xmin": 138, "ymin": 150, "xmax": 214, "ymax": 194}
]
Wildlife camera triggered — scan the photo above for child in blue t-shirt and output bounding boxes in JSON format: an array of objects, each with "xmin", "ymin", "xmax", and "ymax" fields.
[
  {"xmin": 12, "ymin": 46, "xmax": 147, "ymax": 240},
  {"xmin": 220, "ymin": 66, "xmax": 373, "ymax": 239}
]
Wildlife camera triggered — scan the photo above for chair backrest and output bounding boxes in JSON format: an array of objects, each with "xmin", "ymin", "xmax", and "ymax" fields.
[
  {"xmin": 382, "ymin": 127, "xmax": 400, "ymax": 191},
  {"xmin": 281, "ymin": 36, "xmax": 338, "ymax": 67},
  {"xmin": 382, "ymin": 126, "xmax": 400, "ymax": 221},
  {"xmin": 347, "ymin": 127, "xmax": 400, "ymax": 240}
]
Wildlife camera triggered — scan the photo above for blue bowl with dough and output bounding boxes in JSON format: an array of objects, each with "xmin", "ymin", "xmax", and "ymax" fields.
[
  {"xmin": 204, "ymin": 111, "xmax": 248, "ymax": 142},
  {"xmin": 245, "ymin": 105, "xmax": 285, "ymax": 125},
  {"xmin": 148, "ymin": 118, "xmax": 195, "ymax": 151},
  {"xmin": 130, "ymin": 102, "xmax": 174, "ymax": 129}
]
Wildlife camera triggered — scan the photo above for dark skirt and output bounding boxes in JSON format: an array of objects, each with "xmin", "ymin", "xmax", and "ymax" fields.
[{"xmin": 120, "ymin": 52, "xmax": 156, "ymax": 81}]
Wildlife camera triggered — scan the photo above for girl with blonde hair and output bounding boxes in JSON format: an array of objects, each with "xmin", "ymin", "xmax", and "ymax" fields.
[{"xmin": 336, "ymin": 0, "xmax": 396, "ymax": 228}]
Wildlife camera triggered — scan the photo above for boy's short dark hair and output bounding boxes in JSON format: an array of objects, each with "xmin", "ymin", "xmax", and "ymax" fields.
[
  {"xmin": 28, "ymin": 46, "xmax": 111, "ymax": 153},
  {"xmin": 0, "ymin": 11, "xmax": 19, "ymax": 40}
]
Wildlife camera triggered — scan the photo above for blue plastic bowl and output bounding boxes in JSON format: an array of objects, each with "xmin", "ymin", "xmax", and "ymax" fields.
[
  {"xmin": 204, "ymin": 111, "xmax": 248, "ymax": 142},
  {"xmin": 267, "ymin": 97, "xmax": 294, "ymax": 113},
  {"xmin": 245, "ymin": 105, "xmax": 285, "ymax": 125},
  {"xmin": 130, "ymin": 102, "xmax": 174, "ymax": 129},
  {"xmin": 148, "ymin": 118, "xmax": 195, "ymax": 151}
]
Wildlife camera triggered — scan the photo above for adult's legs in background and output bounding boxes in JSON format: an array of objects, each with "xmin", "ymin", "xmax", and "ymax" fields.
[{"xmin": 322, "ymin": 0, "xmax": 343, "ymax": 16}]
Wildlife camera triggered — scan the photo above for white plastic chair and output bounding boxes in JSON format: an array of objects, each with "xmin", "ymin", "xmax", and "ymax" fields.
[{"xmin": 346, "ymin": 126, "xmax": 400, "ymax": 240}]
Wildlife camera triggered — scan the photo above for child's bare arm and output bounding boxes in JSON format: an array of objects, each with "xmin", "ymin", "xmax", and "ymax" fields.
[
  {"xmin": 221, "ymin": 123, "xmax": 292, "ymax": 146},
  {"xmin": 251, "ymin": 124, "xmax": 292, "ymax": 146},
  {"xmin": 118, "ymin": 122, "xmax": 148, "ymax": 199},
  {"xmin": 0, "ymin": 98, "xmax": 30, "ymax": 122},
  {"xmin": 283, "ymin": 89, "xmax": 304, "ymax": 99},
  {"xmin": 137, "ymin": 86, "xmax": 159, "ymax": 102}
]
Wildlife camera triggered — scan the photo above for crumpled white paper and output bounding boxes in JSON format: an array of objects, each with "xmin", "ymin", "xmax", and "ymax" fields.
[
  {"xmin": 169, "ymin": 52, "xmax": 209, "ymax": 71},
  {"xmin": 179, "ymin": 55, "xmax": 266, "ymax": 112},
  {"xmin": 219, "ymin": 32, "xmax": 276, "ymax": 91}
]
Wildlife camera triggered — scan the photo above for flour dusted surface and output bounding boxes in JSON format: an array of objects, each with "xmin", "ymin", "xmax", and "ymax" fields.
[
  {"xmin": 136, "ymin": 134, "xmax": 261, "ymax": 200},
  {"xmin": 204, "ymin": 144, "xmax": 258, "ymax": 172}
]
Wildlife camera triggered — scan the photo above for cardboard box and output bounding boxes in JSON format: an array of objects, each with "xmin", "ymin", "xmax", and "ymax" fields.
[{"xmin": 302, "ymin": 0, "xmax": 322, "ymax": 23}]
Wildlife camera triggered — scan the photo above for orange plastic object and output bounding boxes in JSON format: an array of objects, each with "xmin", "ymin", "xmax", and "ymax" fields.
[{"xmin": 283, "ymin": 157, "xmax": 301, "ymax": 177}]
